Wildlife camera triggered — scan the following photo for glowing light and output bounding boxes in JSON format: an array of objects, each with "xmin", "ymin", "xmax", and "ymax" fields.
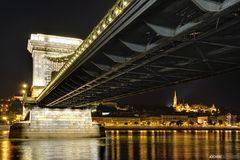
[
  {"xmin": 22, "ymin": 83, "xmax": 28, "ymax": 89},
  {"xmin": 2, "ymin": 140, "xmax": 10, "ymax": 160},
  {"xmin": 102, "ymin": 23, "xmax": 106, "ymax": 29},
  {"xmin": 123, "ymin": 1, "xmax": 128, "ymax": 7},
  {"xmin": 114, "ymin": 8, "xmax": 122, "ymax": 15},
  {"xmin": 42, "ymin": 34, "xmax": 80, "ymax": 44},
  {"xmin": 173, "ymin": 90, "xmax": 218, "ymax": 113},
  {"xmin": 33, "ymin": 79, "xmax": 45, "ymax": 87},
  {"xmin": 97, "ymin": 29, "xmax": 101, "ymax": 35},
  {"xmin": 21, "ymin": 89, "xmax": 26, "ymax": 94},
  {"xmin": 48, "ymin": 37, "xmax": 80, "ymax": 45},
  {"xmin": 2, "ymin": 116, "xmax": 7, "ymax": 120},
  {"xmin": 76, "ymin": 50, "xmax": 81, "ymax": 55},
  {"xmin": 108, "ymin": 17, "xmax": 113, "ymax": 22},
  {"xmin": 15, "ymin": 115, "xmax": 21, "ymax": 121},
  {"xmin": 92, "ymin": 34, "xmax": 97, "ymax": 40},
  {"xmin": 30, "ymin": 34, "xmax": 45, "ymax": 41},
  {"xmin": 81, "ymin": 46, "xmax": 85, "ymax": 51},
  {"xmin": 30, "ymin": 34, "xmax": 83, "ymax": 46}
]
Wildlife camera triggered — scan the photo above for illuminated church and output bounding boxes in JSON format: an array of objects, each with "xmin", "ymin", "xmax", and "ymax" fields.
[{"xmin": 173, "ymin": 91, "xmax": 219, "ymax": 113}]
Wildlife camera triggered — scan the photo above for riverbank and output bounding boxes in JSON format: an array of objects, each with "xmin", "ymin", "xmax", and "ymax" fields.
[{"xmin": 0, "ymin": 125, "xmax": 10, "ymax": 130}]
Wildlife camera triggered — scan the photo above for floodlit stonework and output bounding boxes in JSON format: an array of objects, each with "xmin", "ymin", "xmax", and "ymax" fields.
[
  {"xmin": 9, "ymin": 108, "xmax": 103, "ymax": 138},
  {"xmin": 27, "ymin": 34, "xmax": 83, "ymax": 97},
  {"xmin": 173, "ymin": 91, "xmax": 219, "ymax": 113}
]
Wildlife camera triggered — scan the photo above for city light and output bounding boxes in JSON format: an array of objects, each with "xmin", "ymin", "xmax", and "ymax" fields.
[
  {"xmin": 102, "ymin": 23, "xmax": 107, "ymax": 29},
  {"xmin": 2, "ymin": 116, "xmax": 7, "ymax": 121},
  {"xmin": 15, "ymin": 115, "xmax": 22, "ymax": 121},
  {"xmin": 92, "ymin": 34, "xmax": 97, "ymax": 40},
  {"xmin": 114, "ymin": 8, "xmax": 121, "ymax": 15},
  {"xmin": 22, "ymin": 83, "xmax": 28, "ymax": 89},
  {"xmin": 108, "ymin": 17, "xmax": 113, "ymax": 22},
  {"xmin": 21, "ymin": 89, "xmax": 26, "ymax": 94},
  {"xmin": 30, "ymin": 34, "xmax": 82, "ymax": 45},
  {"xmin": 173, "ymin": 91, "xmax": 218, "ymax": 113}
]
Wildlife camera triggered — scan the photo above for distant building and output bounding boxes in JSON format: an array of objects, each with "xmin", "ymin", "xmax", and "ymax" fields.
[
  {"xmin": 94, "ymin": 102, "xmax": 134, "ymax": 117},
  {"xmin": 0, "ymin": 99, "xmax": 10, "ymax": 114},
  {"xmin": 173, "ymin": 91, "xmax": 219, "ymax": 114},
  {"xmin": 161, "ymin": 115, "xmax": 188, "ymax": 122},
  {"xmin": 217, "ymin": 114, "xmax": 237, "ymax": 126},
  {"xmin": 12, "ymin": 96, "xmax": 23, "ymax": 102},
  {"xmin": 93, "ymin": 117, "xmax": 141, "ymax": 126},
  {"xmin": 197, "ymin": 116, "xmax": 208, "ymax": 124}
]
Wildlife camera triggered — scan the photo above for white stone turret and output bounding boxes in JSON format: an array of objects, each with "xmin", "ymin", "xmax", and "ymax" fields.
[{"xmin": 27, "ymin": 33, "xmax": 83, "ymax": 97}]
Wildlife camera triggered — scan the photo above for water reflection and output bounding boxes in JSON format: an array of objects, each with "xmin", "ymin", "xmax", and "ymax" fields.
[
  {"xmin": 106, "ymin": 130, "xmax": 240, "ymax": 160},
  {"xmin": 0, "ymin": 130, "xmax": 240, "ymax": 160},
  {"xmin": 0, "ymin": 133, "xmax": 104, "ymax": 160}
]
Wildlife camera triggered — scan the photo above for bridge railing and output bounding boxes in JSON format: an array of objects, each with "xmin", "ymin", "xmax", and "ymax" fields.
[{"xmin": 36, "ymin": 0, "xmax": 134, "ymax": 102}]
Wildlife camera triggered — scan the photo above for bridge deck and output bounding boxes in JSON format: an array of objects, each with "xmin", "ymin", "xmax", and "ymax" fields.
[{"xmin": 36, "ymin": 0, "xmax": 240, "ymax": 107}]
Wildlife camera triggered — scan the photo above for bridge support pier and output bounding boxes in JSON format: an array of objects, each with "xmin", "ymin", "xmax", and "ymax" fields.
[{"xmin": 9, "ymin": 107, "xmax": 104, "ymax": 138}]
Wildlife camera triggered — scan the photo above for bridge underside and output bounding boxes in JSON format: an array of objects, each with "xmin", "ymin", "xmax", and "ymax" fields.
[{"xmin": 39, "ymin": 0, "xmax": 240, "ymax": 107}]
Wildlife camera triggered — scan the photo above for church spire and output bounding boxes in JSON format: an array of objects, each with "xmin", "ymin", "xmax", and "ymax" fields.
[{"xmin": 173, "ymin": 90, "xmax": 177, "ymax": 107}]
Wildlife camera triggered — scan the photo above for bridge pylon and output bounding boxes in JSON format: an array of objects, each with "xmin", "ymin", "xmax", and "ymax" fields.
[{"xmin": 9, "ymin": 106, "xmax": 104, "ymax": 138}]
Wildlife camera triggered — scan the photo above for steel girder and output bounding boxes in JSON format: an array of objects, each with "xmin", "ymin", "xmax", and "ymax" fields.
[{"xmin": 37, "ymin": 0, "xmax": 240, "ymax": 107}]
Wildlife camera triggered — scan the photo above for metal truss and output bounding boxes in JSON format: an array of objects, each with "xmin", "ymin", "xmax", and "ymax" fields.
[{"xmin": 35, "ymin": 0, "xmax": 240, "ymax": 107}]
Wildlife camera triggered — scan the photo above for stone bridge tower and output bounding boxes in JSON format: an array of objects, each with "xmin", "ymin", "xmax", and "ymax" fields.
[{"xmin": 27, "ymin": 34, "xmax": 83, "ymax": 97}]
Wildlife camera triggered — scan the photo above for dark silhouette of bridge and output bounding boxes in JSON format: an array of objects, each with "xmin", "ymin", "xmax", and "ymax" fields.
[{"xmin": 34, "ymin": 0, "xmax": 240, "ymax": 107}]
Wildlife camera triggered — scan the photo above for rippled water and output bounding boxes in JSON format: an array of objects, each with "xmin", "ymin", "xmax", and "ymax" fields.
[{"xmin": 1, "ymin": 130, "xmax": 240, "ymax": 160}]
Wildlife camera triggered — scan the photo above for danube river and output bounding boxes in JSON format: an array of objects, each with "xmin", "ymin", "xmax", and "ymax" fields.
[{"xmin": 1, "ymin": 130, "xmax": 240, "ymax": 159}]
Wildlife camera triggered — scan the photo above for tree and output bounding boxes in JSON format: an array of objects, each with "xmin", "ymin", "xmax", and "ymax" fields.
[{"xmin": 176, "ymin": 120, "xmax": 183, "ymax": 126}]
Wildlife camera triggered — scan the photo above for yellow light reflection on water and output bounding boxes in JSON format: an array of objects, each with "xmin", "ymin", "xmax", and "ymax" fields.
[
  {"xmin": 236, "ymin": 130, "xmax": 239, "ymax": 140},
  {"xmin": 216, "ymin": 130, "xmax": 220, "ymax": 155},
  {"xmin": 1, "ymin": 140, "xmax": 10, "ymax": 160},
  {"xmin": 194, "ymin": 130, "xmax": 200, "ymax": 159},
  {"xmin": 139, "ymin": 130, "xmax": 148, "ymax": 160},
  {"xmin": 172, "ymin": 130, "xmax": 179, "ymax": 160},
  {"xmin": 0, "ymin": 138, "xmax": 101, "ymax": 160},
  {"xmin": 3, "ymin": 130, "xmax": 239, "ymax": 160},
  {"xmin": 128, "ymin": 130, "xmax": 134, "ymax": 160},
  {"xmin": 116, "ymin": 130, "xmax": 120, "ymax": 160},
  {"xmin": 111, "ymin": 131, "xmax": 115, "ymax": 160},
  {"xmin": 151, "ymin": 130, "xmax": 156, "ymax": 160}
]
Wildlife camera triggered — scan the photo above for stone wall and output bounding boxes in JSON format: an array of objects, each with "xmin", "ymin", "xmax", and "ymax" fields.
[{"xmin": 9, "ymin": 107, "xmax": 104, "ymax": 138}]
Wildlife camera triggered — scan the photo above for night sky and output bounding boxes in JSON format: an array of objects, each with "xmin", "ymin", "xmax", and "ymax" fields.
[{"xmin": 0, "ymin": 1, "xmax": 240, "ymax": 112}]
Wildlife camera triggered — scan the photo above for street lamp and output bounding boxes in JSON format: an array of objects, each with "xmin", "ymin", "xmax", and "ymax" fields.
[
  {"xmin": 20, "ymin": 82, "xmax": 28, "ymax": 120},
  {"xmin": 21, "ymin": 89, "xmax": 26, "ymax": 94},
  {"xmin": 22, "ymin": 83, "xmax": 28, "ymax": 89},
  {"xmin": 20, "ymin": 83, "xmax": 28, "ymax": 96},
  {"xmin": 2, "ymin": 116, "xmax": 7, "ymax": 121},
  {"xmin": 2, "ymin": 116, "xmax": 9, "ymax": 125}
]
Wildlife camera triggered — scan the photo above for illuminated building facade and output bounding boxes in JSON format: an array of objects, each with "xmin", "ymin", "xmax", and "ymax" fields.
[
  {"xmin": 27, "ymin": 34, "xmax": 83, "ymax": 97},
  {"xmin": 173, "ymin": 91, "xmax": 218, "ymax": 113},
  {"xmin": 0, "ymin": 99, "xmax": 10, "ymax": 114}
]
